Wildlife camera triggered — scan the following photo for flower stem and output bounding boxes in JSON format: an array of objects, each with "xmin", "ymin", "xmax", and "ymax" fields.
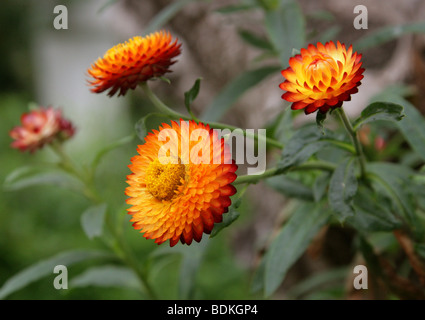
[
  {"xmin": 140, "ymin": 82, "xmax": 182, "ymax": 119},
  {"xmin": 140, "ymin": 82, "xmax": 284, "ymax": 150},
  {"xmin": 49, "ymin": 141, "xmax": 158, "ymax": 299},
  {"xmin": 336, "ymin": 107, "xmax": 367, "ymax": 179},
  {"xmin": 234, "ymin": 160, "xmax": 336, "ymax": 185}
]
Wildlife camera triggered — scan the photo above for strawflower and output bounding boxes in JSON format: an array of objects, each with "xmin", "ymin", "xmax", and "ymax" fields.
[
  {"xmin": 10, "ymin": 106, "xmax": 75, "ymax": 153},
  {"xmin": 87, "ymin": 31, "xmax": 181, "ymax": 97},
  {"xmin": 125, "ymin": 120, "xmax": 238, "ymax": 246},
  {"xmin": 280, "ymin": 41, "xmax": 364, "ymax": 114}
]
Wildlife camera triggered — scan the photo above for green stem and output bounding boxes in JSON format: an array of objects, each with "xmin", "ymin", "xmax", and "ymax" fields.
[
  {"xmin": 140, "ymin": 82, "xmax": 284, "ymax": 150},
  {"xmin": 234, "ymin": 160, "xmax": 336, "ymax": 185},
  {"xmin": 140, "ymin": 82, "xmax": 182, "ymax": 119},
  {"xmin": 49, "ymin": 141, "xmax": 158, "ymax": 299},
  {"xmin": 49, "ymin": 142, "xmax": 101, "ymax": 203},
  {"xmin": 336, "ymin": 107, "xmax": 367, "ymax": 178}
]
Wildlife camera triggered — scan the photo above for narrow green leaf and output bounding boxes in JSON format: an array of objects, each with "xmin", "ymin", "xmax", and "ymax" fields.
[
  {"xmin": 328, "ymin": 157, "xmax": 358, "ymax": 222},
  {"xmin": 367, "ymin": 162, "xmax": 423, "ymax": 239},
  {"xmin": 0, "ymin": 250, "xmax": 112, "ymax": 299},
  {"xmin": 313, "ymin": 172, "xmax": 331, "ymax": 202},
  {"xmin": 3, "ymin": 165, "xmax": 82, "ymax": 192},
  {"xmin": 355, "ymin": 22, "xmax": 425, "ymax": 51},
  {"xmin": 266, "ymin": 175, "xmax": 314, "ymax": 201},
  {"xmin": 135, "ymin": 113, "xmax": 171, "ymax": 141},
  {"xmin": 347, "ymin": 186, "xmax": 402, "ymax": 232},
  {"xmin": 91, "ymin": 134, "xmax": 135, "ymax": 170},
  {"xmin": 200, "ymin": 65, "xmax": 280, "ymax": 122},
  {"xmin": 215, "ymin": 4, "xmax": 258, "ymax": 14},
  {"xmin": 353, "ymin": 101, "xmax": 405, "ymax": 131},
  {"xmin": 210, "ymin": 197, "xmax": 242, "ymax": 238},
  {"xmin": 144, "ymin": 0, "xmax": 195, "ymax": 35},
  {"xmin": 396, "ymin": 98, "xmax": 425, "ymax": 161},
  {"xmin": 286, "ymin": 267, "xmax": 348, "ymax": 299},
  {"xmin": 278, "ymin": 125, "xmax": 337, "ymax": 170},
  {"xmin": 316, "ymin": 111, "xmax": 327, "ymax": 134},
  {"xmin": 315, "ymin": 25, "xmax": 341, "ymax": 44},
  {"xmin": 178, "ymin": 241, "xmax": 208, "ymax": 299},
  {"xmin": 70, "ymin": 265, "xmax": 139, "ymax": 290},
  {"xmin": 97, "ymin": 0, "xmax": 118, "ymax": 14},
  {"xmin": 150, "ymin": 240, "xmax": 209, "ymax": 299},
  {"xmin": 81, "ymin": 203, "xmax": 107, "ymax": 240},
  {"xmin": 238, "ymin": 29, "xmax": 274, "ymax": 51},
  {"xmin": 264, "ymin": 202, "xmax": 330, "ymax": 297},
  {"xmin": 272, "ymin": 105, "xmax": 294, "ymax": 145},
  {"xmin": 184, "ymin": 78, "xmax": 202, "ymax": 115},
  {"xmin": 264, "ymin": 1, "xmax": 305, "ymax": 66}
]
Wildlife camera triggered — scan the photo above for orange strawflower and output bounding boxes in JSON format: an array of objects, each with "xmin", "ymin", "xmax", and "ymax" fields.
[
  {"xmin": 10, "ymin": 106, "xmax": 75, "ymax": 153},
  {"xmin": 87, "ymin": 31, "xmax": 181, "ymax": 97},
  {"xmin": 125, "ymin": 120, "xmax": 238, "ymax": 247},
  {"xmin": 280, "ymin": 41, "xmax": 364, "ymax": 114}
]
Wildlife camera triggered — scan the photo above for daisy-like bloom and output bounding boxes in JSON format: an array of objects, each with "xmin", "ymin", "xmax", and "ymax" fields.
[
  {"xmin": 125, "ymin": 120, "xmax": 238, "ymax": 247},
  {"xmin": 87, "ymin": 31, "xmax": 181, "ymax": 97},
  {"xmin": 10, "ymin": 106, "xmax": 75, "ymax": 153},
  {"xmin": 280, "ymin": 41, "xmax": 364, "ymax": 114}
]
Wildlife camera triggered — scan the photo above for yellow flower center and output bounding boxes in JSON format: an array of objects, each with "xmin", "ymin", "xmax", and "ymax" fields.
[{"xmin": 145, "ymin": 158, "xmax": 186, "ymax": 201}]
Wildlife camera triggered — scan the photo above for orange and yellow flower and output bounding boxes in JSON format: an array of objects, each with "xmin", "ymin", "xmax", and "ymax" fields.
[
  {"xmin": 125, "ymin": 120, "xmax": 238, "ymax": 247},
  {"xmin": 280, "ymin": 41, "xmax": 364, "ymax": 114},
  {"xmin": 10, "ymin": 106, "xmax": 75, "ymax": 153},
  {"xmin": 87, "ymin": 31, "xmax": 181, "ymax": 97}
]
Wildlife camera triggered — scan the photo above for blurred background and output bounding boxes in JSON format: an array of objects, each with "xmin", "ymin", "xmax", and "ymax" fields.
[{"xmin": 1, "ymin": 0, "xmax": 425, "ymax": 299}]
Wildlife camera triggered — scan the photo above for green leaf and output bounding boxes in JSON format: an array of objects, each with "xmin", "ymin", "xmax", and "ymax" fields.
[
  {"xmin": 328, "ymin": 157, "xmax": 358, "ymax": 222},
  {"xmin": 200, "ymin": 65, "xmax": 281, "ymax": 122},
  {"xmin": 264, "ymin": 202, "xmax": 330, "ymax": 297},
  {"xmin": 184, "ymin": 77, "xmax": 202, "ymax": 115},
  {"xmin": 91, "ymin": 134, "xmax": 135, "ymax": 170},
  {"xmin": 81, "ymin": 203, "xmax": 107, "ymax": 240},
  {"xmin": 313, "ymin": 171, "xmax": 331, "ymax": 202},
  {"xmin": 97, "ymin": 0, "xmax": 119, "ymax": 13},
  {"xmin": 286, "ymin": 267, "xmax": 348, "ymax": 299},
  {"xmin": 215, "ymin": 4, "xmax": 258, "ymax": 14},
  {"xmin": 3, "ymin": 165, "xmax": 82, "ymax": 192},
  {"xmin": 315, "ymin": 25, "xmax": 341, "ymax": 44},
  {"xmin": 347, "ymin": 186, "xmax": 402, "ymax": 232},
  {"xmin": 257, "ymin": 0, "xmax": 280, "ymax": 11},
  {"xmin": 278, "ymin": 125, "xmax": 339, "ymax": 170},
  {"xmin": 238, "ymin": 29, "xmax": 274, "ymax": 51},
  {"xmin": 0, "ymin": 250, "xmax": 112, "ymax": 299},
  {"xmin": 353, "ymin": 101, "xmax": 405, "ymax": 131},
  {"xmin": 396, "ymin": 98, "xmax": 425, "ymax": 161},
  {"xmin": 135, "ymin": 113, "xmax": 171, "ymax": 141},
  {"xmin": 144, "ymin": 0, "xmax": 196, "ymax": 35},
  {"xmin": 264, "ymin": 1, "xmax": 306, "ymax": 66},
  {"xmin": 70, "ymin": 265, "xmax": 139, "ymax": 290},
  {"xmin": 367, "ymin": 162, "xmax": 423, "ymax": 238},
  {"xmin": 355, "ymin": 22, "xmax": 425, "ymax": 51},
  {"xmin": 272, "ymin": 105, "xmax": 294, "ymax": 145},
  {"xmin": 266, "ymin": 175, "xmax": 314, "ymax": 201},
  {"xmin": 151, "ymin": 241, "xmax": 209, "ymax": 299},
  {"xmin": 316, "ymin": 111, "xmax": 327, "ymax": 134},
  {"xmin": 210, "ymin": 197, "xmax": 242, "ymax": 238}
]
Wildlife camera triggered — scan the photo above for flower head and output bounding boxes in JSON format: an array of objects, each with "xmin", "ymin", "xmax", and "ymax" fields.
[
  {"xmin": 125, "ymin": 120, "xmax": 238, "ymax": 247},
  {"xmin": 280, "ymin": 41, "xmax": 364, "ymax": 114},
  {"xmin": 10, "ymin": 106, "xmax": 75, "ymax": 153},
  {"xmin": 87, "ymin": 31, "xmax": 181, "ymax": 97}
]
